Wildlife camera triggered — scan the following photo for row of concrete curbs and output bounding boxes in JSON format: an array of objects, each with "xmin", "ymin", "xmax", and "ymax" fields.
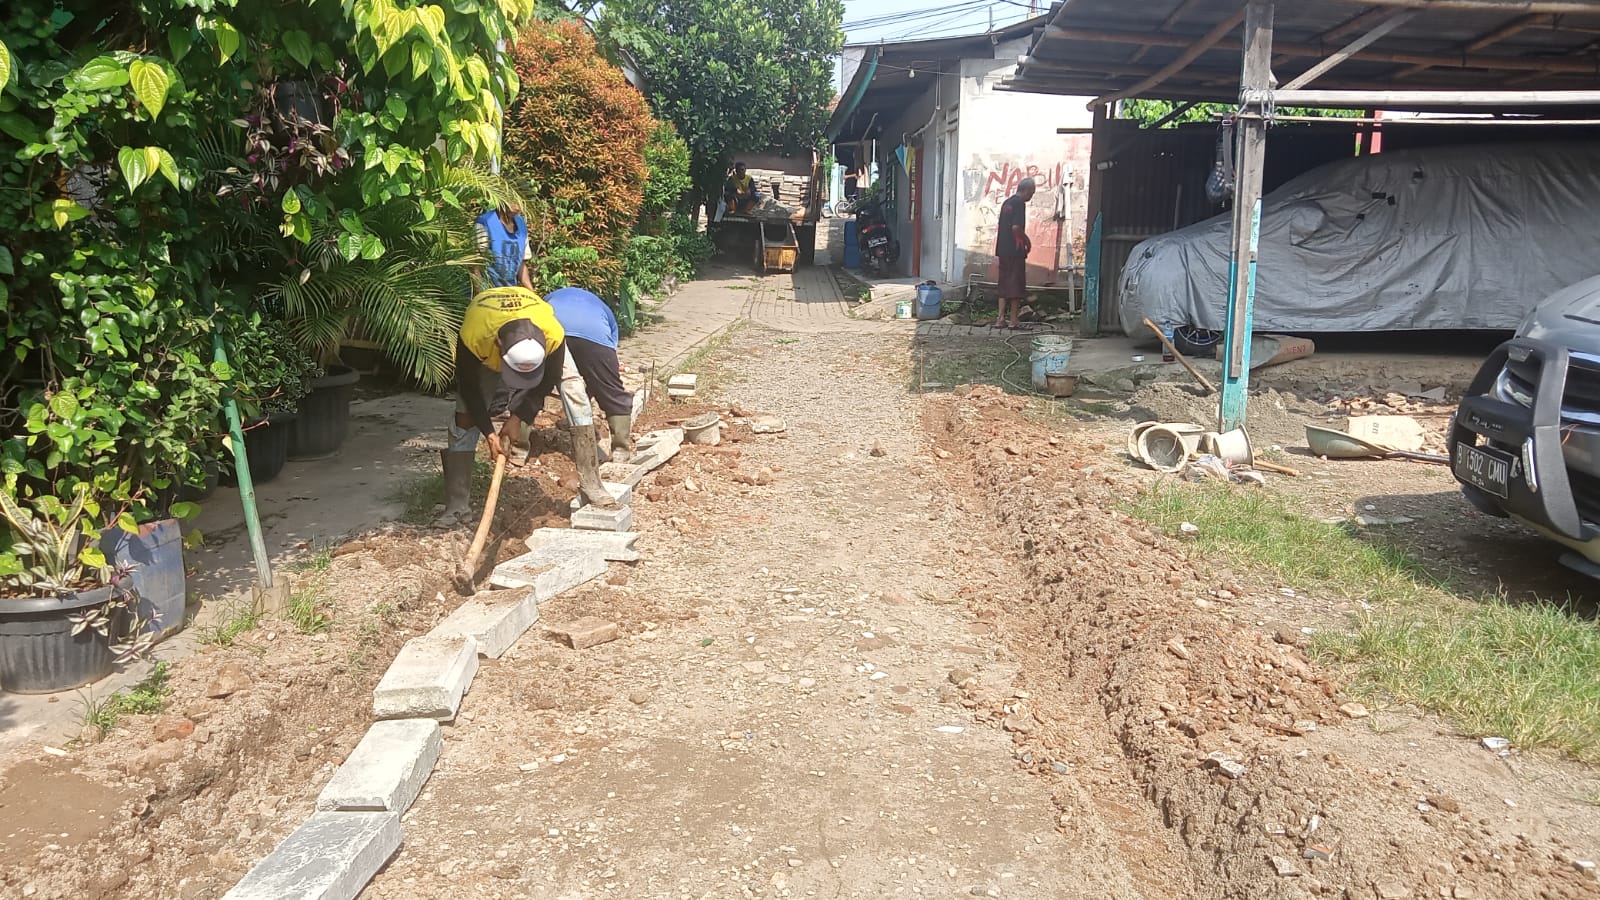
[{"xmin": 221, "ymin": 429, "xmax": 685, "ymax": 899}]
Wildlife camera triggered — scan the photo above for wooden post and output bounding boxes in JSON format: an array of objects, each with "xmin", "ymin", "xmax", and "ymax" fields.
[
  {"xmin": 1219, "ymin": 0, "xmax": 1273, "ymax": 433},
  {"xmin": 1080, "ymin": 104, "xmax": 1109, "ymax": 335}
]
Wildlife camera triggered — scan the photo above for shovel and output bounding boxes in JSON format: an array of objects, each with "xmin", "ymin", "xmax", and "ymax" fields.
[{"xmin": 452, "ymin": 453, "xmax": 508, "ymax": 596}]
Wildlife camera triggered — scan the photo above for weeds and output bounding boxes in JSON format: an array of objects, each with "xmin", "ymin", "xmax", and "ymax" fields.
[
  {"xmin": 667, "ymin": 320, "xmax": 748, "ymax": 395},
  {"xmin": 81, "ymin": 662, "xmax": 173, "ymax": 739},
  {"xmin": 1129, "ymin": 480, "xmax": 1600, "ymax": 763},
  {"xmin": 348, "ymin": 600, "xmax": 402, "ymax": 674},
  {"xmin": 200, "ymin": 603, "xmax": 262, "ymax": 647},
  {"xmin": 287, "ymin": 586, "xmax": 334, "ymax": 635}
]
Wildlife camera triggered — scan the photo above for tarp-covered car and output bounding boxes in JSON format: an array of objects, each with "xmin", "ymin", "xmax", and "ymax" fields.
[
  {"xmin": 1451, "ymin": 274, "xmax": 1600, "ymax": 577},
  {"xmin": 1118, "ymin": 141, "xmax": 1600, "ymax": 340}
]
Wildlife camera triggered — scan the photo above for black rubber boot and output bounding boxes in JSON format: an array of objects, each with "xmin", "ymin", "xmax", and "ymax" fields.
[
  {"xmin": 435, "ymin": 450, "xmax": 474, "ymax": 526},
  {"xmin": 607, "ymin": 414, "xmax": 634, "ymax": 464},
  {"xmin": 571, "ymin": 424, "xmax": 620, "ymax": 509}
]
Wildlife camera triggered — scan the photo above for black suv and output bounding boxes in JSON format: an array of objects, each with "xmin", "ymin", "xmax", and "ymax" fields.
[{"xmin": 1451, "ymin": 274, "xmax": 1600, "ymax": 577}]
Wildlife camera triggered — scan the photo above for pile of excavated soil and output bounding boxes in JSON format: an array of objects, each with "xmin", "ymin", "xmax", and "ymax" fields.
[{"xmin": 925, "ymin": 385, "xmax": 1599, "ymax": 900}]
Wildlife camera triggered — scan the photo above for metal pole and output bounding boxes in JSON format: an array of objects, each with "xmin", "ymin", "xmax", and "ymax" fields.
[
  {"xmin": 1264, "ymin": 89, "xmax": 1600, "ymax": 108},
  {"xmin": 1220, "ymin": 0, "xmax": 1273, "ymax": 434},
  {"xmin": 202, "ymin": 281, "xmax": 274, "ymax": 590}
]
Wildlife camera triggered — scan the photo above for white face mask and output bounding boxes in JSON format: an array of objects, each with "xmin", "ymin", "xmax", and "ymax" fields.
[{"xmin": 502, "ymin": 339, "xmax": 546, "ymax": 373}]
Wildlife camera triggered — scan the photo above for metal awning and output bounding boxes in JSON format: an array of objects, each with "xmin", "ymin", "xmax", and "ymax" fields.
[{"xmin": 1008, "ymin": 0, "xmax": 1600, "ymax": 109}]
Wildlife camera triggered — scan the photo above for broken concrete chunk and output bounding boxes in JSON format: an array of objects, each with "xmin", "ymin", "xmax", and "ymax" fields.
[
  {"xmin": 749, "ymin": 414, "xmax": 786, "ymax": 434},
  {"xmin": 222, "ymin": 811, "xmax": 400, "ymax": 900},
  {"xmin": 547, "ymin": 616, "xmax": 621, "ymax": 650},
  {"xmin": 316, "ymin": 720, "xmax": 442, "ymax": 813},
  {"xmin": 372, "ymin": 635, "xmax": 479, "ymax": 721}
]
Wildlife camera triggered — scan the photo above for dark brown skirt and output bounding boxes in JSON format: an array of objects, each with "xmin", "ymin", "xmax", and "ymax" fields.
[{"xmin": 997, "ymin": 256, "xmax": 1027, "ymax": 299}]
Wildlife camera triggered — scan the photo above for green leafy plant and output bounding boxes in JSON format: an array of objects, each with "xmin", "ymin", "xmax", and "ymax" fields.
[
  {"xmin": 230, "ymin": 314, "xmax": 322, "ymax": 419},
  {"xmin": 0, "ymin": 486, "xmax": 152, "ymax": 662},
  {"xmin": 81, "ymin": 660, "xmax": 172, "ymax": 739}
]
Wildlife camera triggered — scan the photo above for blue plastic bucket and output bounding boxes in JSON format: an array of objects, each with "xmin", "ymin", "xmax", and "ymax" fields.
[
  {"xmin": 100, "ymin": 518, "xmax": 187, "ymax": 639},
  {"xmin": 1029, "ymin": 335, "xmax": 1074, "ymax": 391},
  {"xmin": 915, "ymin": 283, "xmax": 943, "ymax": 320}
]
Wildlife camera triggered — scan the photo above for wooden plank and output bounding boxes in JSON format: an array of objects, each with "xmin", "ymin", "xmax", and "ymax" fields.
[
  {"xmin": 1092, "ymin": 8, "xmax": 1246, "ymax": 108},
  {"xmin": 1280, "ymin": 10, "xmax": 1417, "ymax": 90}
]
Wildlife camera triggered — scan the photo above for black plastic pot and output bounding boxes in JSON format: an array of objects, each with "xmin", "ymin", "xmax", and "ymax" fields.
[
  {"xmin": 223, "ymin": 413, "xmax": 298, "ymax": 486},
  {"xmin": 289, "ymin": 365, "xmax": 360, "ymax": 460},
  {"xmin": 0, "ymin": 586, "xmax": 119, "ymax": 694}
]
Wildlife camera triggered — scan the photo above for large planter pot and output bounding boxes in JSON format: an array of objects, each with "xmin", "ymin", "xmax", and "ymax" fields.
[
  {"xmin": 289, "ymin": 365, "xmax": 360, "ymax": 460},
  {"xmin": 100, "ymin": 518, "xmax": 187, "ymax": 641},
  {"xmin": 223, "ymin": 413, "xmax": 298, "ymax": 486},
  {"xmin": 0, "ymin": 587, "xmax": 120, "ymax": 694}
]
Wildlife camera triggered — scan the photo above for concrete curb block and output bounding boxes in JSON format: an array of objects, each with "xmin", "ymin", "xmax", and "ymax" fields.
[
  {"xmin": 221, "ymin": 811, "xmax": 401, "ymax": 900},
  {"xmin": 488, "ymin": 548, "xmax": 607, "ymax": 598},
  {"xmin": 568, "ymin": 481, "xmax": 634, "ymax": 511},
  {"xmin": 317, "ymin": 719, "xmax": 442, "ymax": 813},
  {"xmin": 523, "ymin": 528, "xmax": 640, "ymax": 562},
  {"xmin": 572, "ymin": 505, "xmax": 634, "ymax": 532},
  {"xmin": 222, "ymin": 423, "xmax": 676, "ymax": 898},
  {"xmin": 372, "ymin": 635, "xmax": 479, "ymax": 721},
  {"xmin": 429, "ymin": 588, "xmax": 540, "ymax": 659}
]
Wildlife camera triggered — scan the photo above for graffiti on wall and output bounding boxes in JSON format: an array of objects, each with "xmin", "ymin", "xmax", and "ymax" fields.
[{"xmin": 962, "ymin": 151, "xmax": 1090, "ymax": 282}]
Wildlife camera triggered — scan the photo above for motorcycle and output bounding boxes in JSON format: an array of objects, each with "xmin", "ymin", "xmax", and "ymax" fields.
[{"xmin": 854, "ymin": 199, "xmax": 900, "ymax": 275}]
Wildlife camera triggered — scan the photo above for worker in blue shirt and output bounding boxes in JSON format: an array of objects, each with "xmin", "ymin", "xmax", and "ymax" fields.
[{"xmin": 544, "ymin": 287, "xmax": 635, "ymax": 462}]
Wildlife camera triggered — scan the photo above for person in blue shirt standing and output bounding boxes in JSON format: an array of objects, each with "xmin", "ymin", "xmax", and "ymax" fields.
[
  {"xmin": 474, "ymin": 202, "xmax": 536, "ymax": 292},
  {"xmin": 540, "ymin": 287, "xmax": 635, "ymax": 462}
]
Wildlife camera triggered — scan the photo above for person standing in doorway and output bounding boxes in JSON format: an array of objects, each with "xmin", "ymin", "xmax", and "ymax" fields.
[{"xmin": 995, "ymin": 177, "xmax": 1036, "ymax": 329}]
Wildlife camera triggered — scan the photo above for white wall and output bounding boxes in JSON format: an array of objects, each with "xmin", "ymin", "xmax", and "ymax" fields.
[{"xmin": 951, "ymin": 55, "xmax": 1095, "ymax": 285}]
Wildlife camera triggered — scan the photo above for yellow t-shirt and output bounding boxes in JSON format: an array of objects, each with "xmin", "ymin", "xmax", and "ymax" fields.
[{"xmin": 460, "ymin": 287, "xmax": 564, "ymax": 371}]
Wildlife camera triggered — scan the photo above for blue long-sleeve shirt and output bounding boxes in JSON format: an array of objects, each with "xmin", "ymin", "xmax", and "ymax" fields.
[{"xmin": 544, "ymin": 287, "xmax": 619, "ymax": 350}]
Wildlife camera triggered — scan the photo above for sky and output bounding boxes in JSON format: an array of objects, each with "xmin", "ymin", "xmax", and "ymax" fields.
[{"xmin": 835, "ymin": 0, "xmax": 1043, "ymax": 94}]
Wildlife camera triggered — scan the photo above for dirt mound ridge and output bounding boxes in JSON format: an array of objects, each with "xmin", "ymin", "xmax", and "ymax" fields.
[{"xmin": 928, "ymin": 386, "xmax": 1598, "ymax": 900}]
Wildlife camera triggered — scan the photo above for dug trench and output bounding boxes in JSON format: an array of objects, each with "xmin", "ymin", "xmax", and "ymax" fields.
[{"xmin": 926, "ymin": 385, "xmax": 1600, "ymax": 899}]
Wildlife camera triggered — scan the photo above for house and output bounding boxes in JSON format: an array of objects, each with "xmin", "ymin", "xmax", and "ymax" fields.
[{"xmin": 827, "ymin": 16, "xmax": 1094, "ymax": 287}]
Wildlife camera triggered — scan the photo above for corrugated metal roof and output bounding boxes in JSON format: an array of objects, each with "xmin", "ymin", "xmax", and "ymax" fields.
[
  {"xmin": 828, "ymin": 15, "xmax": 1051, "ymax": 142},
  {"xmin": 1007, "ymin": 0, "xmax": 1600, "ymax": 107}
]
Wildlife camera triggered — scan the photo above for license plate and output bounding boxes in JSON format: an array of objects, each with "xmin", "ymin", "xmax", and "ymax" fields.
[
  {"xmin": 1456, "ymin": 443, "xmax": 1513, "ymax": 499},
  {"xmin": 867, "ymin": 237, "xmax": 888, "ymax": 247}
]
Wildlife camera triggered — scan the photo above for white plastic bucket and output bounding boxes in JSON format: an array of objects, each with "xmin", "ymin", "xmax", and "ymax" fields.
[{"xmin": 1029, "ymin": 336, "xmax": 1074, "ymax": 391}]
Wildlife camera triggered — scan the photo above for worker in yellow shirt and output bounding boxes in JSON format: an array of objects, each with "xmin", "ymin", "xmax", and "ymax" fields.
[
  {"xmin": 724, "ymin": 162, "xmax": 760, "ymax": 214},
  {"xmin": 440, "ymin": 286, "xmax": 619, "ymax": 524}
]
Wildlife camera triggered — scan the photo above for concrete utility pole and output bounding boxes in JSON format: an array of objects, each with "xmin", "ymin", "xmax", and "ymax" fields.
[{"xmin": 1219, "ymin": 0, "xmax": 1273, "ymax": 433}]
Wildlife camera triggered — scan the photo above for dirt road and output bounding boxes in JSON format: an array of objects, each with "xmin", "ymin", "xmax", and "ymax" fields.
[{"xmin": 363, "ymin": 326, "xmax": 1191, "ymax": 898}]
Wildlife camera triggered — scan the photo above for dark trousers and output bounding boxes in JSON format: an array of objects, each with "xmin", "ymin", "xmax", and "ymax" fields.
[{"xmin": 490, "ymin": 337, "xmax": 632, "ymax": 419}]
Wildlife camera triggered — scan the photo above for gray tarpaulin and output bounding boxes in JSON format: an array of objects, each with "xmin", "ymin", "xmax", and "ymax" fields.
[{"xmin": 1117, "ymin": 141, "xmax": 1600, "ymax": 338}]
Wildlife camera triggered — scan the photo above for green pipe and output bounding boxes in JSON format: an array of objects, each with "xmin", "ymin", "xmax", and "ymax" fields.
[
  {"xmin": 826, "ymin": 48, "xmax": 881, "ymax": 142},
  {"xmin": 204, "ymin": 285, "xmax": 274, "ymax": 589}
]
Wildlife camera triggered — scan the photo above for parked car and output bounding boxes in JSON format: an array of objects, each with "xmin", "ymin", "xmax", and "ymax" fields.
[
  {"xmin": 1117, "ymin": 141, "xmax": 1600, "ymax": 345},
  {"xmin": 1450, "ymin": 273, "xmax": 1600, "ymax": 577}
]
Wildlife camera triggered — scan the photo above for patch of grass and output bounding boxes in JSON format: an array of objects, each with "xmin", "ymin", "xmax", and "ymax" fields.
[
  {"xmin": 392, "ymin": 456, "xmax": 494, "ymax": 526},
  {"xmin": 1072, "ymin": 399, "xmax": 1122, "ymax": 418},
  {"xmin": 1129, "ymin": 482, "xmax": 1436, "ymax": 604},
  {"xmin": 81, "ymin": 662, "xmax": 173, "ymax": 739},
  {"xmin": 200, "ymin": 602, "xmax": 262, "ymax": 647},
  {"xmin": 1317, "ymin": 601, "xmax": 1600, "ymax": 764},
  {"xmin": 287, "ymin": 585, "xmax": 334, "ymax": 635},
  {"xmin": 914, "ymin": 346, "xmax": 1021, "ymax": 393},
  {"xmin": 1129, "ymin": 480, "xmax": 1600, "ymax": 763}
]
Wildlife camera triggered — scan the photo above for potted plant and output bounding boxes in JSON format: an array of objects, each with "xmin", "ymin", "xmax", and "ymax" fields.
[
  {"xmin": 0, "ymin": 488, "xmax": 152, "ymax": 694},
  {"xmin": 226, "ymin": 315, "xmax": 320, "ymax": 485},
  {"xmin": 289, "ymin": 362, "xmax": 361, "ymax": 460}
]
